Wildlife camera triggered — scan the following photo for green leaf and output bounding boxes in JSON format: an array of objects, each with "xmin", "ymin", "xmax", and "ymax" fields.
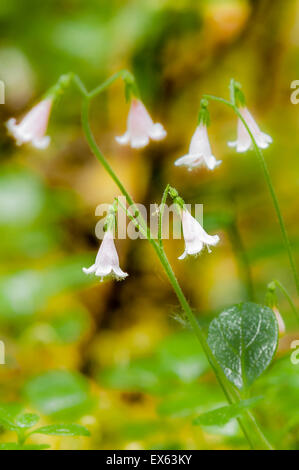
[
  {"xmin": 0, "ymin": 443, "xmax": 50, "ymax": 450},
  {"xmin": 24, "ymin": 370, "xmax": 93, "ymax": 419},
  {"xmin": 207, "ymin": 302, "xmax": 278, "ymax": 390},
  {"xmin": 0, "ymin": 405, "xmax": 21, "ymax": 431},
  {"xmin": 157, "ymin": 384, "xmax": 224, "ymax": 418},
  {"xmin": 0, "ymin": 169, "xmax": 45, "ymax": 227},
  {"xmin": 33, "ymin": 423, "xmax": 90, "ymax": 437},
  {"xmin": 100, "ymin": 358, "xmax": 166, "ymax": 394},
  {"xmin": 51, "ymin": 308, "xmax": 90, "ymax": 343},
  {"xmin": 193, "ymin": 397, "xmax": 263, "ymax": 427},
  {"xmin": 15, "ymin": 413, "xmax": 40, "ymax": 429},
  {"xmin": 156, "ymin": 331, "xmax": 208, "ymax": 383},
  {"xmin": 0, "ymin": 256, "xmax": 94, "ymax": 323}
]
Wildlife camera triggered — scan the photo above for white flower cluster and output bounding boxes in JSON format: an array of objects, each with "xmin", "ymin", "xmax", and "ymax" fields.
[{"xmin": 6, "ymin": 80, "xmax": 272, "ymax": 282}]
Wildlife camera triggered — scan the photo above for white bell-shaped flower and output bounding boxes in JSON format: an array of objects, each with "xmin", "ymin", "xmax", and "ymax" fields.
[
  {"xmin": 83, "ymin": 229, "xmax": 128, "ymax": 281},
  {"xmin": 179, "ymin": 208, "xmax": 220, "ymax": 260},
  {"xmin": 116, "ymin": 98, "xmax": 166, "ymax": 149},
  {"xmin": 175, "ymin": 124, "xmax": 221, "ymax": 171},
  {"xmin": 228, "ymin": 107, "xmax": 272, "ymax": 153},
  {"xmin": 6, "ymin": 98, "xmax": 53, "ymax": 149}
]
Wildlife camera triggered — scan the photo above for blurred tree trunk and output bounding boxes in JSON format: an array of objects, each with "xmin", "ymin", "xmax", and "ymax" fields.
[{"xmin": 246, "ymin": 0, "xmax": 294, "ymax": 107}]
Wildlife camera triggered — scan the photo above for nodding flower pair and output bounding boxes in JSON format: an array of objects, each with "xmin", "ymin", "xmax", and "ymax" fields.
[
  {"xmin": 82, "ymin": 200, "xmax": 220, "ymax": 282},
  {"xmin": 6, "ymin": 80, "xmax": 272, "ymax": 282}
]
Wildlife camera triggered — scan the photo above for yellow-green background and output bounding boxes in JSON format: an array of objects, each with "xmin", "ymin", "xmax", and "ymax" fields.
[{"xmin": 0, "ymin": 0, "xmax": 298, "ymax": 450}]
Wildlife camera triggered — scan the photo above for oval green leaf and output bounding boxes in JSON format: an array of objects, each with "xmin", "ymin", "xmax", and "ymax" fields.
[
  {"xmin": 23, "ymin": 370, "xmax": 93, "ymax": 419},
  {"xmin": 207, "ymin": 302, "xmax": 278, "ymax": 390},
  {"xmin": 33, "ymin": 423, "xmax": 90, "ymax": 437},
  {"xmin": 193, "ymin": 396, "xmax": 263, "ymax": 427},
  {"xmin": 15, "ymin": 413, "xmax": 40, "ymax": 429}
]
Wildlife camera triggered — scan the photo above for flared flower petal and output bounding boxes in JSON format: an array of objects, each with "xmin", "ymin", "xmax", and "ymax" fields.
[
  {"xmin": 83, "ymin": 230, "xmax": 128, "ymax": 281},
  {"xmin": 175, "ymin": 124, "xmax": 221, "ymax": 171},
  {"xmin": 179, "ymin": 208, "xmax": 219, "ymax": 259},
  {"xmin": 116, "ymin": 99, "xmax": 166, "ymax": 149},
  {"xmin": 6, "ymin": 99, "xmax": 53, "ymax": 149},
  {"xmin": 228, "ymin": 107, "xmax": 272, "ymax": 153}
]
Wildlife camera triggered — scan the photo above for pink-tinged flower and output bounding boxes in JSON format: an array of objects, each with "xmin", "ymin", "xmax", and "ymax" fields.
[
  {"xmin": 116, "ymin": 98, "xmax": 166, "ymax": 149},
  {"xmin": 175, "ymin": 124, "xmax": 221, "ymax": 171},
  {"xmin": 179, "ymin": 208, "xmax": 220, "ymax": 260},
  {"xmin": 273, "ymin": 307, "xmax": 285, "ymax": 337},
  {"xmin": 6, "ymin": 98, "xmax": 53, "ymax": 149},
  {"xmin": 228, "ymin": 107, "xmax": 272, "ymax": 153},
  {"xmin": 82, "ymin": 229, "xmax": 128, "ymax": 281}
]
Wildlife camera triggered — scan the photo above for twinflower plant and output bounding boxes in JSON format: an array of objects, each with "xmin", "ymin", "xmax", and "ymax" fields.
[{"xmin": 6, "ymin": 71, "xmax": 299, "ymax": 450}]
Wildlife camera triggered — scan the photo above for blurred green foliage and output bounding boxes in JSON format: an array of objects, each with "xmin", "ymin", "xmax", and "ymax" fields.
[{"xmin": 0, "ymin": 0, "xmax": 299, "ymax": 450}]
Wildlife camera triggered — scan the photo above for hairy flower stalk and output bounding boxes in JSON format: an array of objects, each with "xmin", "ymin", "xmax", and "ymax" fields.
[
  {"xmin": 6, "ymin": 98, "xmax": 53, "ymax": 149},
  {"xmin": 116, "ymin": 98, "xmax": 166, "ymax": 149}
]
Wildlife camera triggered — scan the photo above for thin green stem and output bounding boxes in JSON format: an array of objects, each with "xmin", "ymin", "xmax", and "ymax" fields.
[
  {"xmin": 116, "ymin": 197, "xmax": 147, "ymax": 239},
  {"xmin": 246, "ymin": 411, "xmax": 273, "ymax": 450},
  {"xmin": 72, "ymin": 74, "xmax": 89, "ymax": 97},
  {"xmin": 158, "ymin": 184, "xmax": 170, "ymax": 248},
  {"xmin": 88, "ymin": 69, "xmax": 135, "ymax": 99},
  {"xmin": 81, "ymin": 99, "xmax": 134, "ymax": 202},
  {"xmin": 274, "ymin": 279, "xmax": 299, "ymax": 323},
  {"xmin": 229, "ymin": 79, "xmax": 236, "ymax": 106},
  {"xmin": 16, "ymin": 428, "xmax": 27, "ymax": 446},
  {"xmin": 204, "ymin": 93, "xmax": 299, "ymax": 298}
]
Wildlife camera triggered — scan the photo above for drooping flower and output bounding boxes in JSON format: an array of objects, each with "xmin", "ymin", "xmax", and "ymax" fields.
[
  {"xmin": 83, "ymin": 229, "xmax": 128, "ymax": 281},
  {"xmin": 116, "ymin": 98, "xmax": 166, "ymax": 149},
  {"xmin": 175, "ymin": 124, "xmax": 222, "ymax": 171},
  {"xmin": 178, "ymin": 208, "xmax": 220, "ymax": 260},
  {"xmin": 273, "ymin": 307, "xmax": 286, "ymax": 337},
  {"xmin": 228, "ymin": 107, "xmax": 272, "ymax": 153},
  {"xmin": 6, "ymin": 98, "xmax": 53, "ymax": 149}
]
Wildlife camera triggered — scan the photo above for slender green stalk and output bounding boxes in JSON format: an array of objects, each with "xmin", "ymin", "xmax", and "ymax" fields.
[
  {"xmin": 203, "ymin": 93, "xmax": 299, "ymax": 297},
  {"xmin": 72, "ymin": 74, "xmax": 89, "ymax": 97},
  {"xmin": 274, "ymin": 279, "xmax": 299, "ymax": 323},
  {"xmin": 16, "ymin": 429, "xmax": 27, "ymax": 446},
  {"xmin": 88, "ymin": 70, "xmax": 134, "ymax": 99},
  {"xmin": 158, "ymin": 184, "xmax": 170, "ymax": 247},
  {"xmin": 245, "ymin": 411, "xmax": 273, "ymax": 450}
]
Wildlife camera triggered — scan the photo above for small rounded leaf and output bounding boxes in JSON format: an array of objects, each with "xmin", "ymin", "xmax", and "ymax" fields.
[
  {"xmin": 33, "ymin": 423, "xmax": 90, "ymax": 437},
  {"xmin": 207, "ymin": 302, "xmax": 278, "ymax": 390},
  {"xmin": 193, "ymin": 396, "xmax": 262, "ymax": 427},
  {"xmin": 15, "ymin": 413, "xmax": 40, "ymax": 429}
]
